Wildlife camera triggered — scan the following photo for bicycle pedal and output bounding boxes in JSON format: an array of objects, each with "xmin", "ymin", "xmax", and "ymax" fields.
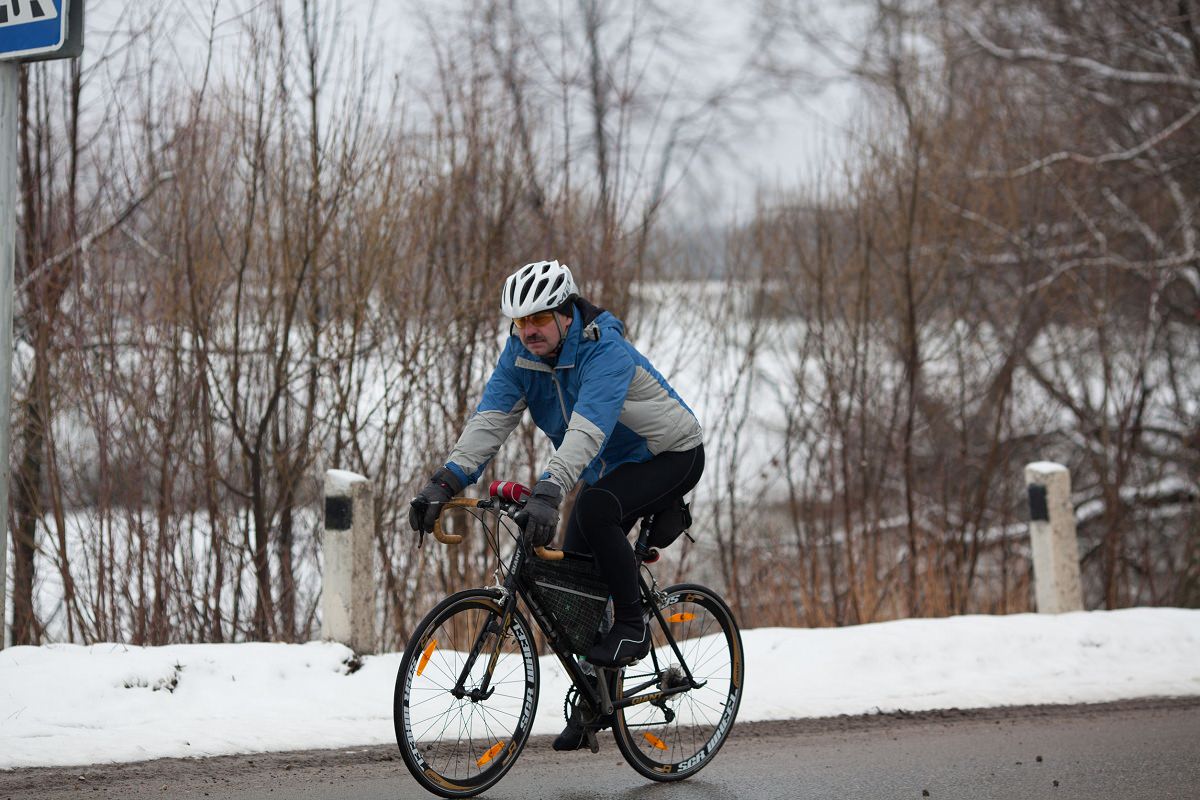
[{"xmin": 585, "ymin": 729, "xmax": 599, "ymax": 753}]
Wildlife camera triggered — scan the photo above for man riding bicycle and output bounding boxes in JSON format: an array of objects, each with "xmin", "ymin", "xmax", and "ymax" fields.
[{"xmin": 408, "ymin": 259, "xmax": 705, "ymax": 750}]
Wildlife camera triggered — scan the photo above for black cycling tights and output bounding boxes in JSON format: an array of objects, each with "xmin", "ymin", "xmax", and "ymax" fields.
[{"xmin": 562, "ymin": 445, "xmax": 705, "ymax": 607}]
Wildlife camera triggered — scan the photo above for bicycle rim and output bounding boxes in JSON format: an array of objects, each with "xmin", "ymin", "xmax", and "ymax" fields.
[
  {"xmin": 394, "ymin": 590, "xmax": 539, "ymax": 798},
  {"xmin": 612, "ymin": 583, "xmax": 743, "ymax": 781}
]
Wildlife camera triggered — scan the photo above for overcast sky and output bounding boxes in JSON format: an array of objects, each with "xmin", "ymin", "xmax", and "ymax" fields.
[{"xmin": 76, "ymin": 0, "xmax": 871, "ymax": 220}]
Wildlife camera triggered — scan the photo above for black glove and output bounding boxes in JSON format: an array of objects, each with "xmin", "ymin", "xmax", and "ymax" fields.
[
  {"xmin": 408, "ymin": 467, "xmax": 464, "ymax": 533},
  {"xmin": 514, "ymin": 480, "xmax": 562, "ymax": 547}
]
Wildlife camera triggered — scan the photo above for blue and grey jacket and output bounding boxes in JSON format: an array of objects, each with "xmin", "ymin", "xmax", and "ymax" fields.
[{"xmin": 444, "ymin": 301, "xmax": 703, "ymax": 492}]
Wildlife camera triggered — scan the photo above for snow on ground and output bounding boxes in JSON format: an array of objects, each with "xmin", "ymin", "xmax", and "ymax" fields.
[{"xmin": 1, "ymin": 607, "xmax": 1197, "ymax": 770}]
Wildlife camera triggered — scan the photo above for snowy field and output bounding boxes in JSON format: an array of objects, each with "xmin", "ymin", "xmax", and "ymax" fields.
[{"xmin": 1, "ymin": 607, "xmax": 1197, "ymax": 770}]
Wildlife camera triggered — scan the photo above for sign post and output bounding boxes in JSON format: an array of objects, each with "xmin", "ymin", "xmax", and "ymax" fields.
[
  {"xmin": 0, "ymin": 0, "xmax": 83, "ymax": 649},
  {"xmin": 0, "ymin": 60, "xmax": 12, "ymax": 647}
]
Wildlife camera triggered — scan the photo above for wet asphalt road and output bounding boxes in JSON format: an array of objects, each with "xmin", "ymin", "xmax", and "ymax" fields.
[{"xmin": 2, "ymin": 698, "xmax": 1198, "ymax": 799}]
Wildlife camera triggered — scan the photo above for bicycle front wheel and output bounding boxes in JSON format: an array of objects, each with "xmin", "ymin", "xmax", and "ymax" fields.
[
  {"xmin": 612, "ymin": 583, "xmax": 743, "ymax": 781},
  {"xmin": 394, "ymin": 589, "xmax": 540, "ymax": 798}
]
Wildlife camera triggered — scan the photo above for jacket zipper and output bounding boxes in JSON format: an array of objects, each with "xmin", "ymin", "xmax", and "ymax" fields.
[{"xmin": 550, "ymin": 371, "xmax": 570, "ymax": 427}]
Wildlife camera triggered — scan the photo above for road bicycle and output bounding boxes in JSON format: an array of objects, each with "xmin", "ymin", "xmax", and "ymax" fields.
[{"xmin": 394, "ymin": 480, "xmax": 744, "ymax": 798}]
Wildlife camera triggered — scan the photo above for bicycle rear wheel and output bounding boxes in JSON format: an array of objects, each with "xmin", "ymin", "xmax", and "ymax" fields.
[
  {"xmin": 394, "ymin": 589, "xmax": 539, "ymax": 798},
  {"xmin": 612, "ymin": 583, "xmax": 743, "ymax": 781}
]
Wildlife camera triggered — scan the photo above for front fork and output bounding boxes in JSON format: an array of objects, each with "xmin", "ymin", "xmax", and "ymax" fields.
[{"xmin": 451, "ymin": 587, "xmax": 520, "ymax": 702}]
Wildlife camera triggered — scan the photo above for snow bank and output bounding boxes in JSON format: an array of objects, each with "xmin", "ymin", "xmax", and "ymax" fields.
[{"xmin": 1, "ymin": 608, "xmax": 1197, "ymax": 769}]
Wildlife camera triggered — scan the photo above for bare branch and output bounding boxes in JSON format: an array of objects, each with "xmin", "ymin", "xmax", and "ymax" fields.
[
  {"xmin": 957, "ymin": 15, "xmax": 1200, "ymax": 91},
  {"xmin": 969, "ymin": 100, "xmax": 1200, "ymax": 179},
  {"xmin": 18, "ymin": 172, "xmax": 176, "ymax": 293}
]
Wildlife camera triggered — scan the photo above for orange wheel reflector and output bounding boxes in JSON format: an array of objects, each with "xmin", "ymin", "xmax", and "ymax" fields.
[
  {"xmin": 642, "ymin": 732, "xmax": 668, "ymax": 751},
  {"xmin": 667, "ymin": 612, "xmax": 696, "ymax": 623},
  {"xmin": 416, "ymin": 639, "xmax": 437, "ymax": 676},
  {"xmin": 477, "ymin": 741, "xmax": 506, "ymax": 767}
]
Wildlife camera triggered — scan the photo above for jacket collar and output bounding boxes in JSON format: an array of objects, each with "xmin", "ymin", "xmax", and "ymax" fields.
[{"xmin": 554, "ymin": 304, "xmax": 582, "ymax": 368}]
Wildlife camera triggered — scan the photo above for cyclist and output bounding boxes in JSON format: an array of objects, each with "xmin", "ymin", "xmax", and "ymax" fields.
[{"xmin": 408, "ymin": 259, "xmax": 705, "ymax": 748}]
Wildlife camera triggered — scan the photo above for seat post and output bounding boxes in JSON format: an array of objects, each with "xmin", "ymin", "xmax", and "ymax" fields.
[{"xmin": 634, "ymin": 515, "xmax": 656, "ymax": 562}]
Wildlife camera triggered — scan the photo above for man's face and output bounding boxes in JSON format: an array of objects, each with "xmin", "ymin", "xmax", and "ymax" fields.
[{"xmin": 516, "ymin": 311, "xmax": 572, "ymax": 356}]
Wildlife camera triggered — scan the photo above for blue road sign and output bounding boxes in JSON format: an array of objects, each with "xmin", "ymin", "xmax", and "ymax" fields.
[{"xmin": 0, "ymin": 0, "xmax": 69, "ymax": 61}]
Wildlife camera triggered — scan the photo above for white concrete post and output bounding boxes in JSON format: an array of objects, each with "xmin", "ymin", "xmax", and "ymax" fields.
[
  {"xmin": 322, "ymin": 470, "xmax": 375, "ymax": 653},
  {"xmin": 1025, "ymin": 461, "xmax": 1084, "ymax": 613}
]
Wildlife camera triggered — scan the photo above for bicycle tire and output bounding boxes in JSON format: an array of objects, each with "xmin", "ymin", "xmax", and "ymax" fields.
[
  {"xmin": 611, "ymin": 583, "xmax": 743, "ymax": 781},
  {"xmin": 394, "ymin": 589, "xmax": 540, "ymax": 798}
]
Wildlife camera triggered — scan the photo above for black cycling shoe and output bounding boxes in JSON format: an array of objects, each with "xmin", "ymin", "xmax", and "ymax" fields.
[
  {"xmin": 586, "ymin": 618, "xmax": 650, "ymax": 667},
  {"xmin": 553, "ymin": 678, "xmax": 614, "ymax": 752},
  {"xmin": 553, "ymin": 715, "xmax": 591, "ymax": 751}
]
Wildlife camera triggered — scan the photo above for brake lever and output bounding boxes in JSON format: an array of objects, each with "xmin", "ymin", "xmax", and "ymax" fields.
[{"xmin": 410, "ymin": 498, "xmax": 431, "ymax": 548}]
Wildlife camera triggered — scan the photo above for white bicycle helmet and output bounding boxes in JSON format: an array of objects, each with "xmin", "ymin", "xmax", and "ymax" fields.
[{"xmin": 500, "ymin": 260, "xmax": 578, "ymax": 317}]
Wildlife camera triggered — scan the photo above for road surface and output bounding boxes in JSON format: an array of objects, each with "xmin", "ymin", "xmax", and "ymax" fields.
[{"xmin": 2, "ymin": 698, "xmax": 1197, "ymax": 799}]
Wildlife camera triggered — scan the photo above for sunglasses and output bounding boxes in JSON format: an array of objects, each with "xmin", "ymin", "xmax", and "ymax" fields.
[{"xmin": 512, "ymin": 311, "xmax": 556, "ymax": 329}]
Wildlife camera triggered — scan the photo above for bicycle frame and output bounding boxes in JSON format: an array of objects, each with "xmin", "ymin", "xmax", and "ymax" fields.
[{"xmin": 434, "ymin": 499, "xmax": 705, "ymax": 726}]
